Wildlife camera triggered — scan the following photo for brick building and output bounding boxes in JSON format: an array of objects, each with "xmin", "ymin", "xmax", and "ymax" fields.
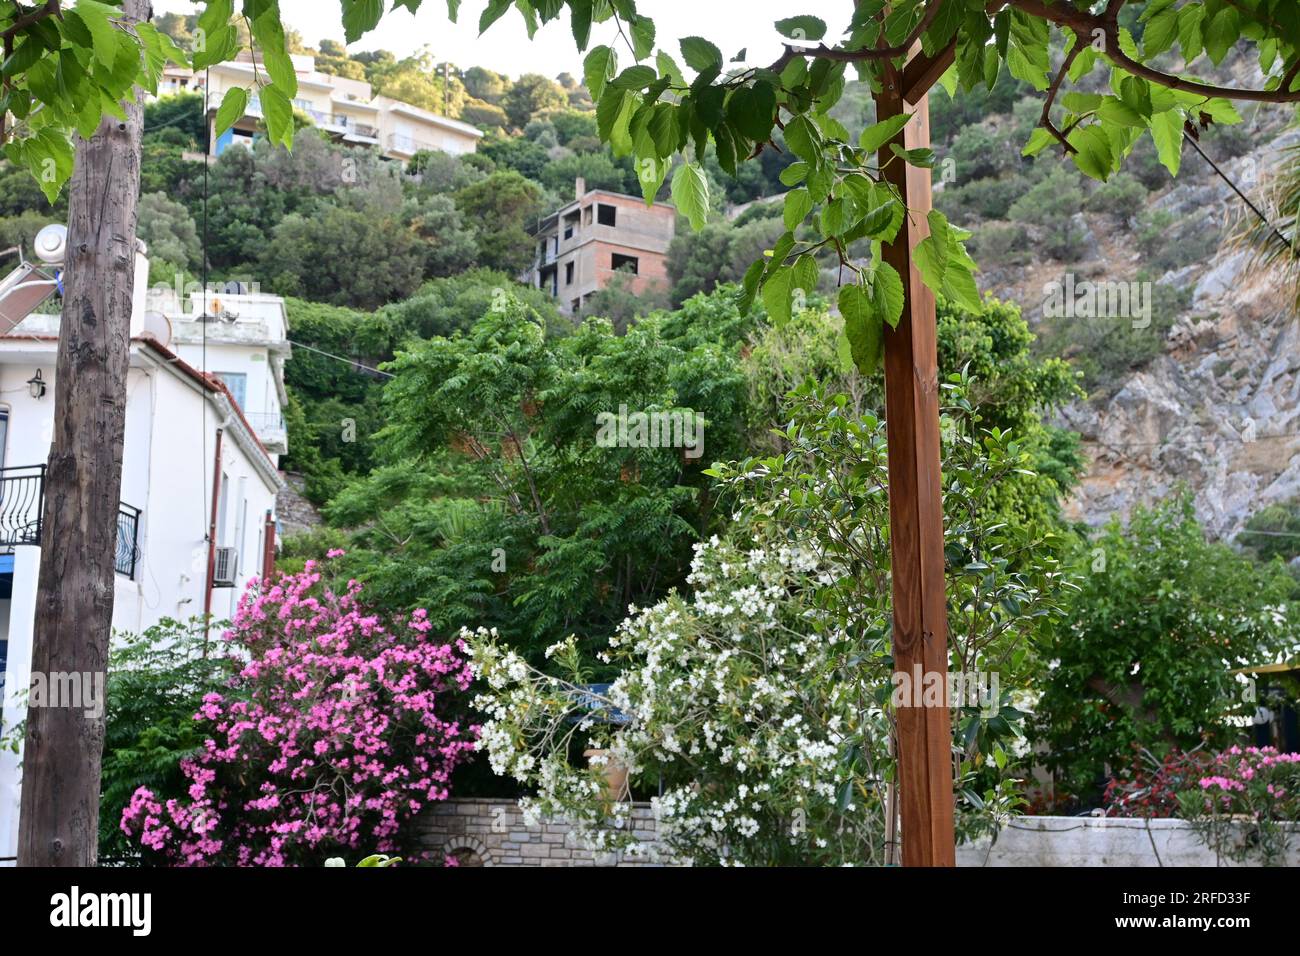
[{"xmin": 530, "ymin": 178, "xmax": 676, "ymax": 314}]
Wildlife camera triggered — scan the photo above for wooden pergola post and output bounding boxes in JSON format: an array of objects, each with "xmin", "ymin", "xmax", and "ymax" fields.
[{"xmin": 874, "ymin": 49, "xmax": 958, "ymax": 867}]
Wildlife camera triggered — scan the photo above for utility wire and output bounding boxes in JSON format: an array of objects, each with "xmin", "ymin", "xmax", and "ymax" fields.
[
  {"xmin": 1184, "ymin": 129, "xmax": 1293, "ymax": 254},
  {"xmin": 286, "ymin": 338, "xmax": 394, "ymax": 378}
]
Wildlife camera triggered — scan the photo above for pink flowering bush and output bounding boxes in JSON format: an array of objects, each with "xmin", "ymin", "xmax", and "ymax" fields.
[
  {"xmin": 120, "ymin": 555, "xmax": 477, "ymax": 866},
  {"xmin": 1175, "ymin": 745, "xmax": 1300, "ymax": 865}
]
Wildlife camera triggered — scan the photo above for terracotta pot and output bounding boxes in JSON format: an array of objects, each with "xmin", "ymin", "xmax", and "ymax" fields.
[{"xmin": 583, "ymin": 748, "xmax": 629, "ymax": 804}]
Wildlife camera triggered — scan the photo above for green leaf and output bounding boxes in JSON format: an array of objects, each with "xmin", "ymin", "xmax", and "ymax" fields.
[
  {"xmin": 871, "ymin": 261, "xmax": 904, "ymax": 329},
  {"xmin": 629, "ymin": 15, "xmax": 655, "ymax": 60},
  {"xmin": 889, "ymin": 143, "xmax": 935, "ymax": 167},
  {"xmin": 858, "ymin": 112, "xmax": 911, "ymax": 154},
  {"xmin": 73, "ymin": 0, "xmax": 123, "ymax": 69},
  {"xmin": 791, "ymin": 253, "xmax": 818, "ymax": 300},
  {"xmin": 783, "ymin": 187, "xmax": 813, "ymax": 231},
  {"xmin": 670, "ymin": 161, "xmax": 710, "ymax": 230},
  {"xmin": 1067, "ymin": 124, "xmax": 1115, "ymax": 181},
  {"xmin": 214, "ymin": 85, "xmax": 249, "ymax": 137},
  {"xmin": 839, "ymin": 284, "xmax": 882, "ymax": 375},
  {"xmin": 29, "ymin": 127, "xmax": 74, "ymax": 204},
  {"xmin": 1021, "ymin": 127, "xmax": 1055, "ymax": 157},
  {"xmin": 569, "ymin": 0, "xmax": 593, "ymax": 51},
  {"xmin": 679, "ymin": 36, "xmax": 722, "ymax": 73},
  {"xmin": 260, "ymin": 83, "xmax": 294, "ymax": 148},
  {"xmin": 478, "ymin": 0, "xmax": 512, "ymax": 35},
  {"xmin": 762, "ymin": 264, "xmax": 794, "ymax": 326},
  {"xmin": 783, "ymin": 114, "xmax": 820, "ymax": 162},
  {"xmin": 1202, "ymin": 7, "xmax": 1238, "ymax": 65},
  {"xmin": 774, "ymin": 16, "xmax": 826, "ymax": 41},
  {"xmin": 253, "ymin": 10, "xmax": 297, "ymax": 100},
  {"xmin": 341, "ymin": 0, "xmax": 384, "ymax": 43},
  {"xmin": 1148, "ymin": 109, "xmax": 1183, "ymax": 176},
  {"xmin": 611, "ymin": 65, "xmax": 656, "ymax": 90},
  {"xmin": 779, "ymin": 162, "xmax": 808, "ymax": 186},
  {"xmin": 583, "ymin": 45, "xmax": 616, "ymax": 101},
  {"xmin": 1176, "ymin": 4, "xmax": 1205, "ymax": 61},
  {"xmin": 727, "ymin": 82, "xmax": 776, "ymax": 143}
]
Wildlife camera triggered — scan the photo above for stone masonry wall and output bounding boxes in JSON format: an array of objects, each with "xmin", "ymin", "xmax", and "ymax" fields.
[{"xmin": 415, "ymin": 798, "xmax": 672, "ymax": 867}]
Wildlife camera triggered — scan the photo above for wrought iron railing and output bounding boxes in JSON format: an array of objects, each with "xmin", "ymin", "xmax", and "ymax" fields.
[
  {"xmin": 0, "ymin": 464, "xmax": 142, "ymax": 577},
  {"xmin": 115, "ymin": 504, "xmax": 142, "ymax": 579},
  {"xmin": 0, "ymin": 464, "xmax": 45, "ymax": 546}
]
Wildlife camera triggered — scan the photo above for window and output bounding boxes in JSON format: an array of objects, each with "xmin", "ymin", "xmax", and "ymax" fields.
[
  {"xmin": 583, "ymin": 206, "xmax": 593, "ymax": 226},
  {"xmin": 0, "ymin": 409, "xmax": 8, "ymax": 467},
  {"xmin": 217, "ymin": 372, "xmax": 247, "ymax": 410},
  {"xmin": 565, "ymin": 262, "xmax": 575, "ymax": 285},
  {"xmin": 597, "ymin": 204, "xmax": 617, "ymax": 226},
  {"xmin": 611, "ymin": 254, "xmax": 639, "ymax": 275}
]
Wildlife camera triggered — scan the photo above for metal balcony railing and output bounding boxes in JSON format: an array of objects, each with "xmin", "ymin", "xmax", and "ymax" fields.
[
  {"xmin": 0, "ymin": 464, "xmax": 45, "ymax": 546},
  {"xmin": 116, "ymin": 505, "xmax": 142, "ymax": 579},
  {"xmin": 0, "ymin": 464, "xmax": 143, "ymax": 577}
]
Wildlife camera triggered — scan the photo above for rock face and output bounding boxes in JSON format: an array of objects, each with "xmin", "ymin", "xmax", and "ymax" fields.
[
  {"xmin": 1060, "ymin": 125, "xmax": 1299, "ymax": 540},
  {"xmin": 985, "ymin": 127, "xmax": 1299, "ymax": 540},
  {"xmin": 276, "ymin": 471, "xmax": 323, "ymax": 538},
  {"xmin": 1061, "ymin": 264, "xmax": 1300, "ymax": 539}
]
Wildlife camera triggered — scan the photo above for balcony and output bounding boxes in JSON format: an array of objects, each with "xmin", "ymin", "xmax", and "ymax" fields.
[
  {"xmin": 0, "ymin": 465, "xmax": 143, "ymax": 579},
  {"xmin": 387, "ymin": 133, "xmax": 438, "ymax": 157},
  {"xmin": 240, "ymin": 411, "xmax": 288, "ymax": 454}
]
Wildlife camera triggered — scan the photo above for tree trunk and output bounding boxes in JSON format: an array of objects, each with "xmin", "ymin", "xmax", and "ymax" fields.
[{"xmin": 17, "ymin": 0, "xmax": 147, "ymax": 867}]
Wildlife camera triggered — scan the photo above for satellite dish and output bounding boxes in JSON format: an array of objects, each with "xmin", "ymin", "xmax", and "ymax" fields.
[
  {"xmin": 33, "ymin": 223, "xmax": 67, "ymax": 265},
  {"xmin": 140, "ymin": 310, "xmax": 173, "ymax": 348}
]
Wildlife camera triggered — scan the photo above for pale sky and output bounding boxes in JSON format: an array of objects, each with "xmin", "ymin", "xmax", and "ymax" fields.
[{"xmin": 151, "ymin": 0, "xmax": 855, "ymax": 79}]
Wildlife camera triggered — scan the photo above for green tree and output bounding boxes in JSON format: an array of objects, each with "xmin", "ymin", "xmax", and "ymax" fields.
[
  {"xmin": 1035, "ymin": 494, "xmax": 1298, "ymax": 804},
  {"xmin": 502, "ymin": 72, "xmax": 568, "ymax": 129},
  {"xmin": 454, "ymin": 169, "xmax": 544, "ymax": 275},
  {"xmin": 136, "ymin": 191, "xmax": 202, "ymax": 276},
  {"xmin": 262, "ymin": 203, "xmax": 424, "ymax": 309}
]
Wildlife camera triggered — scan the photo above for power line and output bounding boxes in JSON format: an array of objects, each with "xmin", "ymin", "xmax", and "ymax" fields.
[
  {"xmin": 1184, "ymin": 128, "xmax": 1293, "ymax": 255},
  {"xmin": 286, "ymin": 338, "xmax": 395, "ymax": 378}
]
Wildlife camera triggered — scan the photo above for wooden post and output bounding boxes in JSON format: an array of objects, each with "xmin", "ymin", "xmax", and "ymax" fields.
[
  {"xmin": 875, "ymin": 63, "xmax": 956, "ymax": 867},
  {"xmin": 17, "ymin": 0, "xmax": 148, "ymax": 868}
]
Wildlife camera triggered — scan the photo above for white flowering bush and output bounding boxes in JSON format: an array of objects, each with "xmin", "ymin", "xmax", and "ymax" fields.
[{"xmin": 468, "ymin": 378, "xmax": 1072, "ymax": 865}]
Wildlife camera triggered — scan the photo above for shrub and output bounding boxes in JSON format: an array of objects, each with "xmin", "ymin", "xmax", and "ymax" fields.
[
  {"xmin": 1178, "ymin": 746, "xmax": 1300, "ymax": 865},
  {"xmin": 467, "ymin": 379, "xmax": 1071, "ymax": 865},
  {"xmin": 1033, "ymin": 495, "xmax": 1297, "ymax": 804},
  {"xmin": 100, "ymin": 619, "xmax": 237, "ymax": 861},
  {"xmin": 969, "ymin": 220, "xmax": 1032, "ymax": 265},
  {"xmin": 119, "ymin": 557, "xmax": 477, "ymax": 866},
  {"xmin": 1103, "ymin": 745, "xmax": 1212, "ymax": 818}
]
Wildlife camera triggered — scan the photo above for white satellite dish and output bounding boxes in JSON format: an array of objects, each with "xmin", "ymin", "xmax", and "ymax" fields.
[{"xmin": 33, "ymin": 223, "xmax": 67, "ymax": 265}]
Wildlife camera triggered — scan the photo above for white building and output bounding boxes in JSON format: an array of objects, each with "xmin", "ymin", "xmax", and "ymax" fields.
[
  {"xmin": 157, "ymin": 52, "xmax": 484, "ymax": 161},
  {"xmin": 0, "ymin": 236, "xmax": 292, "ymax": 861}
]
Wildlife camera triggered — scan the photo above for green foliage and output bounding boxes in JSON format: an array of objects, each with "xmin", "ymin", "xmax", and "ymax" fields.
[
  {"xmin": 99, "ymin": 618, "xmax": 236, "ymax": 862},
  {"xmin": 313, "ymin": 288, "xmax": 750, "ymax": 668},
  {"xmin": 469, "ymin": 376, "xmax": 1071, "ymax": 863},
  {"xmin": 1034, "ymin": 494, "xmax": 1298, "ymax": 803},
  {"xmin": 502, "ymin": 73, "xmax": 569, "ymax": 129},
  {"xmin": 1239, "ymin": 500, "xmax": 1300, "ymax": 565},
  {"xmin": 1036, "ymin": 275, "xmax": 1189, "ymax": 399},
  {"xmin": 453, "ymin": 170, "xmax": 544, "ymax": 275}
]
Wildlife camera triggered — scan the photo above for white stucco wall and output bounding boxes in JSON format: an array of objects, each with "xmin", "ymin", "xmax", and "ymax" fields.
[{"xmin": 0, "ymin": 343, "xmax": 282, "ymax": 862}]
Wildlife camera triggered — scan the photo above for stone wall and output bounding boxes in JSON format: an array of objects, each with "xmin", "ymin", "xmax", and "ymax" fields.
[
  {"xmin": 415, "ymin": 798, "xmax": 671, "ymax": 867},
  {"xmin": 957, "ymin": 815, "xmax": 1300, "ymax": 867}
]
